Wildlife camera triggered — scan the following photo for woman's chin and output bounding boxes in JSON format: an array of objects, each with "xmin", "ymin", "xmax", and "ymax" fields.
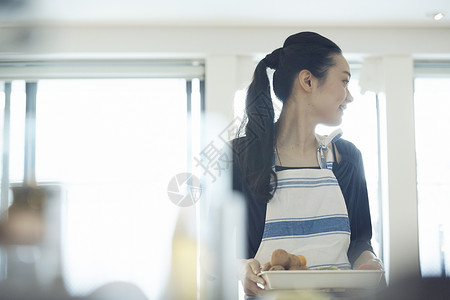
[{"xmin": 321, "ymin": 118, "xmax": 343, "ymax": 127}]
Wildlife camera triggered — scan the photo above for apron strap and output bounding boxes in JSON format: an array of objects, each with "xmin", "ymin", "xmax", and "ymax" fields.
[{"xmin": 316, "ymin": 129, "xmax": 343, "ymax": 170}]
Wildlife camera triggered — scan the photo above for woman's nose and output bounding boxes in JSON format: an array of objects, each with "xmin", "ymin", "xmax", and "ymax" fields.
[{"xmin": 346, "ymin": 87, "xmax": 354, "ymax": 103}]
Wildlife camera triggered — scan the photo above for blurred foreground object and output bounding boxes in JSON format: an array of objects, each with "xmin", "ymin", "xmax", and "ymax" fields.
[
  {"xmin": 0, "ymin": 0, "xmax": 34, "ymax": 52},
  {"xmin": 165, "ymin": 207, "xmax": 198, "ymax": 299},
  {"xmin": 262, "ymin": 289, "xmax": 331, "ymax": 300},
  {"xmin": 1, "ymin": 185, "xmax": 47, "ymax": 245},
  {"xmin": 0, "ymin": 183, "xmax": 68, "ymax": 298},
  {"xmin": 0, "ymin": 0, "xmax": 29, "ymax": 18},
  {"xmin": 376, "ymin": 275, "xmax": 450, "ymax": 300},
  {"xmin": 197, "ymin": 114, "xmax": 246, "ymax": 300},
  {"xmin": 88, "ymin": 281, "xmax": 148, "ymax": 300}
]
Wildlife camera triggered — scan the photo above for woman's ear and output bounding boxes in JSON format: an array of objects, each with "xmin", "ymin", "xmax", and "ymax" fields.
[{"xmin": 297, "ymin": 70, "xmax": 313, "ymax": 93}]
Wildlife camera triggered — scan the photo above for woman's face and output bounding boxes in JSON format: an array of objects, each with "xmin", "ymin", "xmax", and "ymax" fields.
[{"xmin": 312, "ymin": 54, "xmax": 353, "ymax": 126}]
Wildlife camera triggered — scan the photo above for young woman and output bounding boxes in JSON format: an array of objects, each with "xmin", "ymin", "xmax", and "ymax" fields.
[{"xmin": 232, "ymin": 32, "xmax": 383, "ymax": 297}]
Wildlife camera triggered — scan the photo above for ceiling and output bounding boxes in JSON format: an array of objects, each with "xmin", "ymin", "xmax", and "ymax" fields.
[{"xmin": 1, "ymin": 0, "xmax": 450, "ymax": 27}]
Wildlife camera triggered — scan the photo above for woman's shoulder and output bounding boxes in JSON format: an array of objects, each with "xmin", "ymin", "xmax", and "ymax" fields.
[
  {"xmin": 333, "ymin": 139, "xmax": 365, "ymax": 178},
  {"xmin": 335, "ymin": 138, "xmax": 362, "ymax": 161},
  {"xmin": 335, "ymin": 138, "xmax": 358, "ymax": 151}
]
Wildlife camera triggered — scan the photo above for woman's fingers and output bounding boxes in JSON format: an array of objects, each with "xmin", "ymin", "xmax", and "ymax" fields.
[
  {"xmin": 357, "ymin": 258, "xmax": 384, "ymax": 270},
  {"xmin": 357, "ymin": 264, "xmax": 378, "ymax": 270},
  {"xmin": 247, "ymin": 259, "xmax": 262, "ymax": 275},
  {"xmin": 242, "ymin": 259, "xmax": 266, "ymax": 297},
  {"xmin": 243, "ymin": 277, "xmax": 262, "ymax": 297},
  {"xmin": 247, "ymin": 259, "xmax": 265, "ymax": 284}
]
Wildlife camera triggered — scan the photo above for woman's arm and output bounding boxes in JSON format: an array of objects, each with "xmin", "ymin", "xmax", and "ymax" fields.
[{"xmin": 333, "ymin": 140, "xmax": 377, "ymax": 265}]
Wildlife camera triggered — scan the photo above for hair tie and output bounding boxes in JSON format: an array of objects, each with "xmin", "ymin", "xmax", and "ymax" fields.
[{"xmin": 264, "ymin": 48, "xmax": 282, "ymax": 69}]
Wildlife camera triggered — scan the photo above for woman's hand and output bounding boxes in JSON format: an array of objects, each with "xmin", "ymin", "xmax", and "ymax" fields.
[
  {"xmin": 238, "ymin": 258, "xmax": 266, "ymax": 297},
  {"xmin": 354, "ymin": 250, "xmax": 384, "ymax": 270},
  {"xmin": 353, "ymin": 250, "xmax": 387, "ymax": 289},
  {"xmin": 357, "ymin": 258, "xmax": 384, "ymax": 270}
]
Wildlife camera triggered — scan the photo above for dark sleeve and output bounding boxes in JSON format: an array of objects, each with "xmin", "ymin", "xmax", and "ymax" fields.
[
  {"xmin": 232, "ymin": 138, "xmax": 267, "ymax": 259},
  {"xmin": 232, "ymin": 141, "xmax": 243, "ymax": 193},
  {"xmin": 333, "ymin": 139, "xmax": 374, "ymax": 266}
]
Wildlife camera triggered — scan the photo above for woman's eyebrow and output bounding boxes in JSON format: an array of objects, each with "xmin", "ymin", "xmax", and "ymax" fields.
[{"xmin": 343, "ymin": 71, "xmax": 352, "ymax": 78}]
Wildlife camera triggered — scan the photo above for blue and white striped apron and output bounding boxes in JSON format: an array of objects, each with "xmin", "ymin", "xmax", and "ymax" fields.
[{"xmin": 254, "ymin": 129, "xmax": 351, "ymax": 269}]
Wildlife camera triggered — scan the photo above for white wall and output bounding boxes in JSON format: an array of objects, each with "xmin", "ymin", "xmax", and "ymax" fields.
[
  {"xmin": 2, "ymin": 25, "xmax": 450, "ymax": 283},
  {"xmin": 2, "ymin": 25, "xmax": 450, "ymax": 115},
  {"xmin": 3, "ymin": 26, "xmax": 450, "ymax": 55},
  {"xmin": 381, "ymin": 55, "xmax": 419, "ymax": 283}
]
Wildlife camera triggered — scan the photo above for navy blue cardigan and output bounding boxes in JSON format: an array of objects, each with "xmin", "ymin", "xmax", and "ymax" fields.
[{"xmin": 232, "ymin": 138, "xmax": 374, "ymax": 267}]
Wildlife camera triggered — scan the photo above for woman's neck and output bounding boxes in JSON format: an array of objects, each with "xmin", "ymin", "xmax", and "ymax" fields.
[
  {"xmin": 275, "ymin": 100, "xmax": 319, "ymax": 167},
  {"xmin": 276, "ymin": 101, "xmax": 317, "ymax": 151}
]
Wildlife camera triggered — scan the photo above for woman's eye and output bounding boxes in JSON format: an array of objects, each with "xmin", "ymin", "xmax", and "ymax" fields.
[{"xmin": 343, "ymin": 80, "xmax": 349, "ymax": 86}]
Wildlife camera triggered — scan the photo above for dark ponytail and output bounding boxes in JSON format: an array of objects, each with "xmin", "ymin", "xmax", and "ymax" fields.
[
  {"xmin": 235, "ymin": 32, "xmax": 342, "ymax": 203},
  {"xmin": 236, "ymin": 59, "xmax": 277, "ymax": 203}
]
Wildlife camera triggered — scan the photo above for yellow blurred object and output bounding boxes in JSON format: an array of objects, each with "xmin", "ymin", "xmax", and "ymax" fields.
[
  {"xmin": 170, "ymin": 236, "xmax": 197, "ymax": 299},
  {"xmin": 263, "ymin": 290, "xmax": 333, "ymax": 300},
  {"xmin": 297, "ymin": 254, "xmax": 307, "ymax": 266},
  {"xmin": 165, "ymin": 206, "xmax": 198, "ymax": 300}
]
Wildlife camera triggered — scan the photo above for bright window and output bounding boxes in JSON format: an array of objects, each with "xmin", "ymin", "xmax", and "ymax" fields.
[
  {"xmin": 38, "ymin": 79, "xmax": 190, "ymax": 298},
  {"xmin": 414, "ymin": 76, "xmax": 450, "ymax": 277},
  {"xmin": 1, "ymin": 76, "xmax": 203, "ymax": 299}
]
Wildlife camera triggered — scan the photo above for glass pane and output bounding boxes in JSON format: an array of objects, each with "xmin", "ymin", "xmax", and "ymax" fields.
[
  {"xmin": 415, "ymin": 77, "xmax": 450, "ymax": 277},
  {"xmin": 0, "ymin": 82, "xmax": 3, "ymax": 279},
  {"xmin": 9, "ymin": 81, "xmax": 26, "ymax": 183},
  {"xmin": 35, "ymin": 78, "xmax": 190, "ymax": 298},
  {"xmin": 0, "ymin": 82, "xmax": 4, "ymax": 190}
]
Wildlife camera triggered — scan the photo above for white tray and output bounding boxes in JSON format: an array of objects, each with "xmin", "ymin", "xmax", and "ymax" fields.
[{"xmin": 259, "ymin": 270, "xmax": 383, "ymax": 290}]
